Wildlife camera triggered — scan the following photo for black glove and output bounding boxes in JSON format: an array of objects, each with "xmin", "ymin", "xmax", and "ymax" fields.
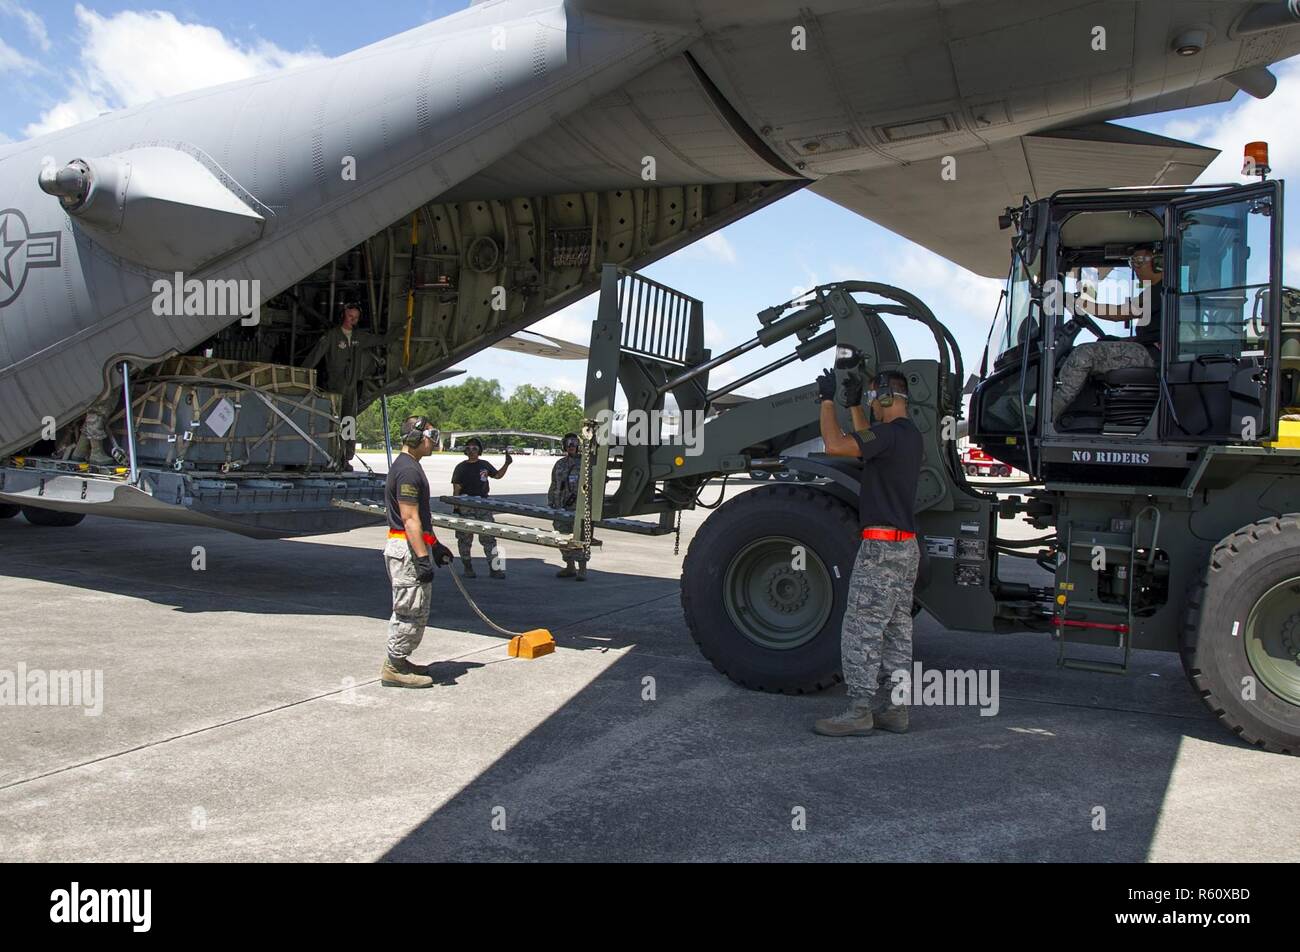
[
  {"xmin": 815, "ymin": 368, "xmax": 837, "ymax": 403},
  {"xmin": 413, "ymin": 553, "xmax": 435, "ymax": 584},
  {"xmin": 504, "ymin": 451, "xmax": 514, "ymax": 465},
  {"xmin": 840, "ymin": 371, "xmax": 863, "ymax": 408},
  {"xmin": 431, "ymin": 542, "xmax": 454, "ymax": 568}
]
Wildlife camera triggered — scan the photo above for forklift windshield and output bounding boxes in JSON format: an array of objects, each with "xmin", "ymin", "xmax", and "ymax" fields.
[{"xmin": 989, "ymin": 249, "xmax": 1041, "ymax": 366}]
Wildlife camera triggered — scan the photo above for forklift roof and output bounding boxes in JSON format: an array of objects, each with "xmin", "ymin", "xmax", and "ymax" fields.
[{"xmin": 1058, "ymin": 209, "xmax": 1162, "ymax": 249}]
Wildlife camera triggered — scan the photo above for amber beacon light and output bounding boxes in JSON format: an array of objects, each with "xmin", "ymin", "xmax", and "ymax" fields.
[{"xmin": 1243, "ymin": 141, "xmax": 1271, "ymax": 178}]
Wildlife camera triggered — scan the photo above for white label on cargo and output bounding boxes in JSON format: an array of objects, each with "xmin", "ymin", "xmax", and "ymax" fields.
[{"xmin": 206, "ymin": 398, "xmax": 236, "ymax": 437}]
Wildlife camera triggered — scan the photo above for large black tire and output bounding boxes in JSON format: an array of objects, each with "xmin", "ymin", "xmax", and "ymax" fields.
[
  {"xmin": 681, "ymin": 484, "xmax": 858, "ymax": 693},
  {"xmin": 20, "ymin": 507, "xmax": 86, "ymax": 528},
  {"xmin": 0, "ymin": 503, "xmax": 19, "ymax": 519},
  {"xmin": 1183, "ymin": 515, "xmax": 1300, "ymax": 755}
]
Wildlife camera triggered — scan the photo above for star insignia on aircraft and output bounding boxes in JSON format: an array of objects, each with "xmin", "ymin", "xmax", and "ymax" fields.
[{"xmin": 0, "ymin": 209, "xmax": 63, "ymax": 308}]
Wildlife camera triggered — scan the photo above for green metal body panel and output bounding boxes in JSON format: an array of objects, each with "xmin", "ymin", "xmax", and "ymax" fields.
[{"xmin": 577, "ymin": 232, "xmax": 1300, "ymax": 658}]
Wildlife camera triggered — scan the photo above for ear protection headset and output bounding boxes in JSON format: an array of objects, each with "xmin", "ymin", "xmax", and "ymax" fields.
[
  {"xmin": 401, "ymin": 416, "xmax": 439, "ymax": 447},
  {"xmin": 464, "ymin": 437, "xmax": 483, "ymax": 455},
  {"xmin": 562, "ymin": 432, "xmax": 580, "ymax": 453},
  {"xmin": 868, "ymin": 371, "xmax": 908, "ymax": 409},
  {"xmin": 1132, "ymin": 247, "xmax": 1163, "ymax": 274}
]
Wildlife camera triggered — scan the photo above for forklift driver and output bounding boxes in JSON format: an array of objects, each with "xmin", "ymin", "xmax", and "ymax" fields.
[{"xmin": 1051, "ymin": 245, "xmax": 1163, "ymax": 419}]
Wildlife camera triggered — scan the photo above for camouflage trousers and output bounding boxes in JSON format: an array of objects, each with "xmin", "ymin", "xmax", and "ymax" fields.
[
  {"xmin": 841, "ymin": 537, "xmax": 921, "ymax": 707},
  {"xmin": 455, "ymin": 509, "xmax": 499, "ymax": 562},
  {"xmin": 383, "ymin": 537, "xmax": 432, "ymax": 660},
  {"xmin": 1052, "ymin": 341, "xmax": 1153, "ymax": 417},
  {"xmin": 552, "ymin": 515, "xmax": 591, "ymax": 565},
  {"xmin": 82, "ymin": 404, "xmax": 110, "ymax": 441}
]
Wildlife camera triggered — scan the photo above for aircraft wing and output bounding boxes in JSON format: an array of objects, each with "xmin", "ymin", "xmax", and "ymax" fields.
[
  {"xmin": 489, "ymin": 331, "xmax": 589, "ymax": 360},
  {"xmin": 809, "ymin": 122, "xmax": 1220, "ymax": 278}
]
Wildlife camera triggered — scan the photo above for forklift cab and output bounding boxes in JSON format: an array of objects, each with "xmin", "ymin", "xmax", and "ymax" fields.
[{"xmin": 971, "ymin": 170, "xmax": 1286, "ymax": 483}]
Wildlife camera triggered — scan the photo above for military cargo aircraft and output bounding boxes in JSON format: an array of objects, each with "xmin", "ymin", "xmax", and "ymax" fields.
[{"xmin": 2, "ymin": 0, "xmax": 1298, "ymax": 535}]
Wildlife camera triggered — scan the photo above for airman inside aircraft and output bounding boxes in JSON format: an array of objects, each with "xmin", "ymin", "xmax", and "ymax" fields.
[{"xmin": 302, "ymin": 302, "xmax": 404, "ymax": 464}]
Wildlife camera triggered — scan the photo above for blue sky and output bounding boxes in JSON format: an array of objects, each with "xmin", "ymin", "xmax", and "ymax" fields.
[{"xmin": 2, "ymin": 1, "xmax": 1297, "ymax": 401}]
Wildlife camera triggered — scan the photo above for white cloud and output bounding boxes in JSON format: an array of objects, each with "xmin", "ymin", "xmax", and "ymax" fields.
[
  {"xmin": 0, "ymin": 1, "xmax": 50, "ymax": 51},
  {"xmin": 530, "ymin": 297, "xmax": 596, "ymax": 345},
  {"xmin": 0, "ymin": 35, "xmax": 35, "ymax": 72},
  {"xmin": 24, "ymin": 89, "xmax": 106, "ymax": 137},
  {"xmin": 23, "ymin": 5, "xmax": 326, "ymax": 138},
  {"xmin": 676, "ymin": 230, "xmax": 739, "ymax": 266},
  {"xmin": 699, "ymin": 232, "xmax": 737, "ymax": 264}
]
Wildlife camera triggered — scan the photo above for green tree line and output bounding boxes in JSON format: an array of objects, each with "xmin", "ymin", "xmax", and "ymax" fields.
[{"xmin": 356, "ymin": 377, "xmax": 583, "ymax": 447}]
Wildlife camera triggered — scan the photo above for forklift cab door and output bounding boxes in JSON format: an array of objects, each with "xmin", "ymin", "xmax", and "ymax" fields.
[
  {"xmin": 970, "ymin": 201, "xmax": 1047, "ymax": 473},
  {"xmin": 1163, "ymin": 181, "xmax": 1283, "ymax": 443}
]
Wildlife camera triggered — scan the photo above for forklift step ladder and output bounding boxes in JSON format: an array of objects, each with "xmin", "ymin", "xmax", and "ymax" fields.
[{"xmin": 1054, "ymin": 505, "xmax": 1160, "ymax": 673}]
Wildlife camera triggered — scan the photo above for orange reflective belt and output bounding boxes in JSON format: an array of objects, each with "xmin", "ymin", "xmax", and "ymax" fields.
[
  {"xmin": 861, "ymin": 528, "xmax": 915, "ymax": 542},
  {"xmin": 389, "ymin": 529, "xmax": 436, "ymax": 545}
]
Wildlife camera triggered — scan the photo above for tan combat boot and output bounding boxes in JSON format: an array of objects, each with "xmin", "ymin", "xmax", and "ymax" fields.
[
  {"xmin": 813, "ymin": 701, "xmax": 875, "ymax": 737},
  {"xmin": 380, "ymin": 656, "xmax": 434, "ymax": 689},
  {"xmin": 873, "ymin": 704, "xmax": 909, "ymax": 733}
]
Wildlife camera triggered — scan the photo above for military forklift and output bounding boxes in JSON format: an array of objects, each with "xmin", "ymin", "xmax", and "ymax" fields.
[{"xmin": 397, "ymin": 150, "xmax": 1300, "ymax": 754}]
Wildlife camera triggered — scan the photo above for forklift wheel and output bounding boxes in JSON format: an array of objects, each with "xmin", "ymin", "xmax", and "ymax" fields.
[
  {"xmin": 20, "ymin": 507, "xmax": 86, "ymax": 528},
  {"xmin": 681, "ymin": 484, "xmax": 858, "ymax": 693},
  {"xmin": 1183, "ymin": 515, "xmax": 1300, "ymax": 755},
  {"xmin": 0, "ymin": 503, "xmax": 19, "ymax": 520}
]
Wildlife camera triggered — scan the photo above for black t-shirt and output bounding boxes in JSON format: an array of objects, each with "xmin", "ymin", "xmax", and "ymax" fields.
[
  {"xmin": 1132, "ymin": 285, "xmax": 1162, "ymax": 345},
  {"xmin": 850, "ymin": 418, "xmax": 924, "ymax": 533},
  {"xmin": 451, "ymin": 459, "xmax": 498, "ymax": 498},
  {"xmin": 385, "ymin": 453, "xmax": 431, "ymax": 533}
]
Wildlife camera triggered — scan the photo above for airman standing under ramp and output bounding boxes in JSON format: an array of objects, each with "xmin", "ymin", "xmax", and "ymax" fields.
[
  {"xmin": 549, "ymin": 432, "xmax": 590, "ymax": 581},
  {"xmin": 450, "ymin": 436, "xmax": 512, "ymax": 578}
]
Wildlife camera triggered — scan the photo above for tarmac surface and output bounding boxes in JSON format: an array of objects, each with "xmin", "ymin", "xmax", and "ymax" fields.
[{"xmin": 1, "ymin": 452, "xmax": 1296, "ymax": 862}]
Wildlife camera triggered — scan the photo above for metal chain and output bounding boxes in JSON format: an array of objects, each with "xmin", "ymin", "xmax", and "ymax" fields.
[
  {"xmin": 578, "ymin": 418, "xmax": 597, "ymax": 559},
  {"xmin": 673, "ymin": 509, "xmax": 682, "ymax": 556}
]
